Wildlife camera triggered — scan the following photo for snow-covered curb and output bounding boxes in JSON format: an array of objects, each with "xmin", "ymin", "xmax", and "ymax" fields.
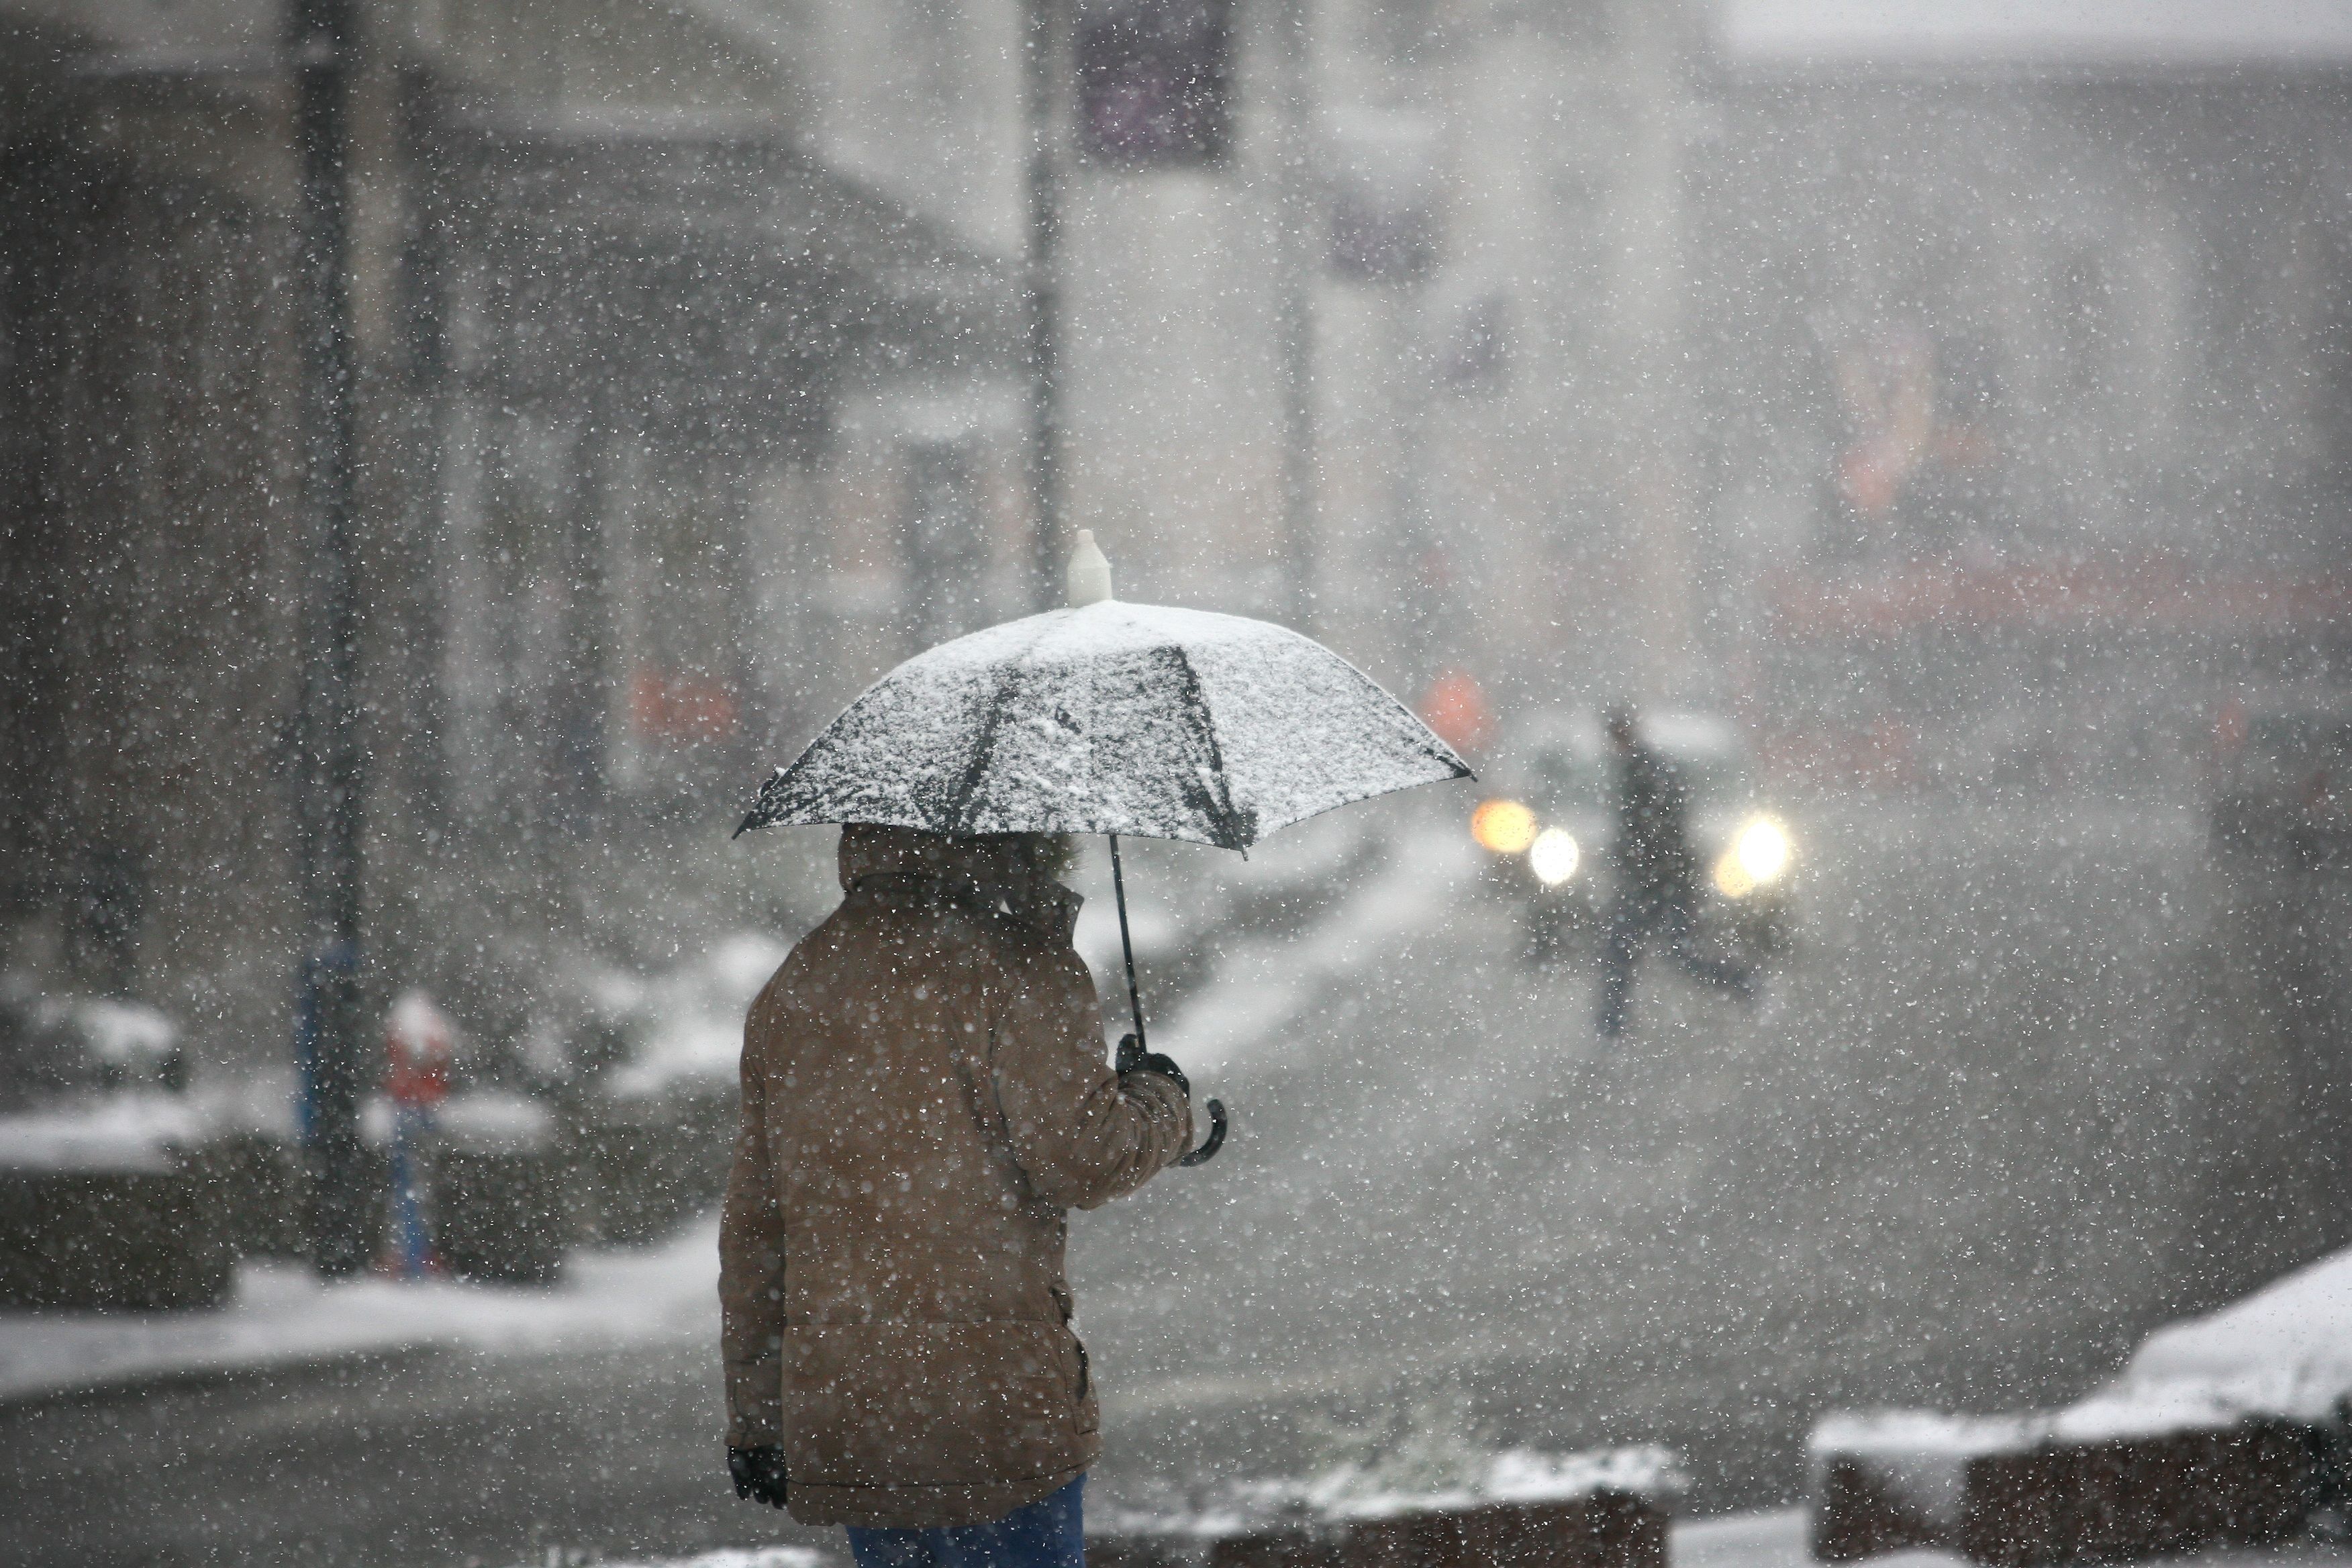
[
  {"xmin": 1807, "ymin": 1412, "xmax": 2038, "ymax": 1532},
  {"xmin": 0, "ymin": 1217, "xmax": 720, "ymax": 1404}
]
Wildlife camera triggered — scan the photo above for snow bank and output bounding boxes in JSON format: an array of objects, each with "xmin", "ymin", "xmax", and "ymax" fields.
[
  {"xmin": 0, "ymin": 1216, "xmax": 721, "ymax": 1403},
  {"xmin": 2032, "ymin": 1240, "xmax": 2352, "ymax": 1440},
  {"xmin": 2116, "ymin": 1246, "xmax": 2352, "ymax": 1422},
  {"xmin": 1673, "ymin": 1509, "xmax": 1818, "ymax": 1568},
  {"xmin": 0, "ymin": 1092, "xmax": 213, "ymax": 1174}
]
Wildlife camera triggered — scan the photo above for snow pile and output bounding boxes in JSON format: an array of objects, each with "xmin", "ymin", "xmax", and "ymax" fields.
[
  {"xmin": 2047, "ymin": 1241, "xmax": 2352, "ymax": 1436},
  {"xmin": 2108, "ymin": 1246, "xmax": 2352, "ymax": 1426},
  {"xmin": 70, "ymin": 998, "xmax": 179, "ymax": 1070},
  {"xmin": 0, "ymin": 1217, "xmax": 722, "ymax": 1402},
  {"xmin": 1070, "ymin": 807, "xmax": 1375, "ymax": 999},
  {"xmin": 433, "ymin": 1089, "xmax": 558, "ymax": 1155},
  {"xmin": 0, "ymin": 1091, "xmax": 214, "ymax": 1174},
  {"xmin": 0, "ymin": 987, "xmax": 189, "ymax": 1108},
  {"xmin": 1290, "ymin": 1444, "xmax": 1687, "ymax": 1521},
  {"xmin": 1099, "ymin": 1446, "xmax": 1683, "ymax": 1540}
]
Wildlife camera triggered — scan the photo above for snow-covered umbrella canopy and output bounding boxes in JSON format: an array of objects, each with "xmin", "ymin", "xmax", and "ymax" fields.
[{"xmin": 736, "ymin": 599, "xmax": 1470, "ymax": 850}]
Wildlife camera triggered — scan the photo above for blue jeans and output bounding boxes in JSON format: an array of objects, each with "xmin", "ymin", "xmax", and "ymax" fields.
[{"xmin": 845, "ymin": 1475, "xmax": 1085, "ymax": 1568}]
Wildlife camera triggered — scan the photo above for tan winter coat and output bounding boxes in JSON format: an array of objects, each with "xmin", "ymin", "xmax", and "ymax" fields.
[{"xmin": 720, "ymin": 825, "xmax": 1193, "ymax": 1528}]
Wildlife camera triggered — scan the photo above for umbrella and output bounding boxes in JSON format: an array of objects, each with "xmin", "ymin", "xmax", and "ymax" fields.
[{"xmin": 736, "ymin": 532, "xmax": 1473, "ymax": 1163}]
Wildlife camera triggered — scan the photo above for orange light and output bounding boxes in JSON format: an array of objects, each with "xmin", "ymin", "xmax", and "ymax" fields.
[
  {"xmin": 1420, "ymin": 669, "xmax": 1495, "ymax": 756},
  {"xmin": 1471, "ymin": 798, "xmax": 1538, "ymax": 855}
]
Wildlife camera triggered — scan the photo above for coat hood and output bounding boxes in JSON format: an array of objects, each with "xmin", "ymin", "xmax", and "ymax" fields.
[
  {"xmin": 837, "ymin": 824, "xmax": 1083, "ymax": 946},
  {"xmin": 838, "ymin": 823, "xmax": 1013, "ymax": 895}
]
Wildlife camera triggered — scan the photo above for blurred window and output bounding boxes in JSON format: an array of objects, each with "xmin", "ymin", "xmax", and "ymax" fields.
[
  {"xmin": 2317, "ymin": 234, "xmax": 2352, "ymax": 477},
  {"xmin": 2055, "ymin": 251, "xmax": 2112, "ymax": 397},
  {"xmin": 1444, "ymin": 292, "xmax": 1512, "ymax": 393},
  {"xmin": 1077, "ymin": 0, "xmax": 1236, "ymax": 168},
  {"xmin": 901, "ymin": 441, "xmax": 987, "ymax": 648}
]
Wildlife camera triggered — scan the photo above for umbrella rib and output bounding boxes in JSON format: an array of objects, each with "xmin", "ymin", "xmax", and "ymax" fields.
[
  {"xmin": 943, "ymin": 661, "xmax": 1018, "ymax": 834},
  {"xmin": 941, "ymin": 614, "xmax": 1065, "ymax": 833},
  {"xmin": 1165, "ymin": 644, "xmax": 1250, "ymax": 850}
]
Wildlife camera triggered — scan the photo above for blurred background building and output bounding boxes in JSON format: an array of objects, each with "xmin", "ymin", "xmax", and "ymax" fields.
[{"xmin": 3, "ymin": 0, "xmax": 2351, "ymax": 1085}]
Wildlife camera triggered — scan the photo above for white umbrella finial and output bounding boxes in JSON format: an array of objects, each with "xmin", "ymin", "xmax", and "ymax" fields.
[{"xmin": 1067, "ymin": 529, "xmax": 1114, "ymax": 607}]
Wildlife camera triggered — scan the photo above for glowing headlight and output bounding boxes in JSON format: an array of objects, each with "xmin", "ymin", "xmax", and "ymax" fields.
[
  {"xmin": 1528, "ymin": 828, "xmax": 1580, "ymax": 887},
  {"xmin": 1736, "ymin": 816, "xmax": 1792, "ymax": 884},
  {"xmin": 1714, "ymin": 816, "xmax": 1792, "ymax": 899},
  {"xmin": 1471, "ymin": 798, "xmax": 1538, "ymax": 855}
]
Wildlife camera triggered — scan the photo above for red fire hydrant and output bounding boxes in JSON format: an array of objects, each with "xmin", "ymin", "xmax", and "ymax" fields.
[{"xmin": 382, "ymin": 989, "xmax": 454, "ymax": 1277}]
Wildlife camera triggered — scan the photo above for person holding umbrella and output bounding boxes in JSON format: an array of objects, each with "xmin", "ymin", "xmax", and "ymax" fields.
[
  {"xmin": 719, "ymin": 821, "xmax": 1193, "ymax": 1559},
  {"xmin": 722, "ymin": 532, "xmax": 1469, "ymax": 1562}
]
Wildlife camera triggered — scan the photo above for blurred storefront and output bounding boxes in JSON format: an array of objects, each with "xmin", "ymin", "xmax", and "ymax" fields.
[{"xmin": 0, "ymin": 0, "xmax": 1022, "ymax": 1073}]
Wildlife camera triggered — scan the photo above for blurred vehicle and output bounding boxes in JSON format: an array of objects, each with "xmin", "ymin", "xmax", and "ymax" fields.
[
  {"xmin": 2210, "ymin": 702, "xmax": 2352, "ymax": 873},
  {"xmin": 1468, "ymin": 709, "xmax": 1798, "ymax": 968}
]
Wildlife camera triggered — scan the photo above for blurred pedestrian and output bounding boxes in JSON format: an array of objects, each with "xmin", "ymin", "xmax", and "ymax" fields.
[
  {"xmin": 1596, "ymin": 705, "xmax": 1754, "ymax": 1037},
  {"xmin": 720, "ymin": 824, "xmax": 1193, "ymax": 1566}
]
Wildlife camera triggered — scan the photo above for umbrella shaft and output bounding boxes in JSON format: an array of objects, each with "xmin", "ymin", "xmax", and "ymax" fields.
[{"xmin": 1108, "ymin": 833, "xmax": 1147, "ymax": 1051}]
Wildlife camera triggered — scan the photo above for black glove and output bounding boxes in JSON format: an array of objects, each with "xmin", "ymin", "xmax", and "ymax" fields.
[
  {"xmin": 1116, "ymin": 1034, "xmax": 1189, "ymax": 1097},
  {"xmin": 729, "ymin": 1445, "xmax": 789, "ymax": 1509}
]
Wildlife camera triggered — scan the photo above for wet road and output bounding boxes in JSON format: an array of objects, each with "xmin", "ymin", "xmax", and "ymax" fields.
[{"xmin": 3, "ymin": 791, "xmax": 2342, "ymax": 1566}]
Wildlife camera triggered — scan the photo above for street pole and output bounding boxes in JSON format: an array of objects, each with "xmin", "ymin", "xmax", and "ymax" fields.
[
  {"xmin": 1619, "ymin": 0, "xmax": 1698, "ymax": 703},
  {"xmin": 288, "ymin": 0, "xmax": 371, "ymax": 1277},
  {"xmin": 1273, "ymin": 0, "xmax": 1318, "ymax": 632},
  {"xmin": 1025, "ymin": 0, "xmax": 1065, "ymax": 610}
]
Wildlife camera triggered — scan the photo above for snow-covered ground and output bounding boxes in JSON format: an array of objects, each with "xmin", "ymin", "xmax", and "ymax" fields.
[
  {"xmin": 0, "ymin": 1218, "xmax": 720, "ymax": 1404},
  {"xmin": 1678, "ymin": 1510, "xmax": 2352, "ymax": 1568},
  {"xmin": 486, "ymin": 1509, "xmax": 2352, "ymax": 1568}
]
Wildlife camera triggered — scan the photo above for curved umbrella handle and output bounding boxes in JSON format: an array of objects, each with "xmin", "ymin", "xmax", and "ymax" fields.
[
  {"xmin": 1108, "ymin": 834, "xmax": 1225, "ymax": 1169},
  {"xmin": 1176, "ymin": 1097, "xmax": 1227, "ymax": 1167}
]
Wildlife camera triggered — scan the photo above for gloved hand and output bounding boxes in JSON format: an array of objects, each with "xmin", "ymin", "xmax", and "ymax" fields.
[
  {"xmin": 1116, "ymin": 1033, "xmax": 1189, "ymax": 1097},
  {"xmin": 728, "ymin": 1446, "xmax": 789, "ymax": 1509}
]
